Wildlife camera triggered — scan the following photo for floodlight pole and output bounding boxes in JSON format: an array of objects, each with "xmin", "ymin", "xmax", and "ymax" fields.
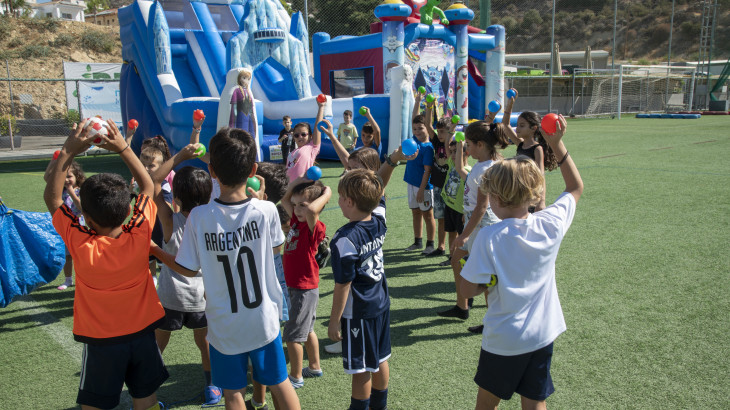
[
  {"xmin": 548, "ymin": 0, "xmax": 555, "ymax": 113},
  {"xmin": 611, "ymin": 0, "xmax": 617, "ymax": 70},
  {"xmin": 664, "ymin": 0, "xmax": 675, "ymax": 112}
]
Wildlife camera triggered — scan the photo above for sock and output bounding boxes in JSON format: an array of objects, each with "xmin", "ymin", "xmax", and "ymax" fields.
[
  {"xmin": 204, "ymin": 370, "xmax": 212, "ymax": 386},
  {"xmin": 370, "ymin": 388, "xmax": 388, "ymax": 410},
  {"xmin": 414, "ymin": 237, "xmax": 422, "ymax": 246},
  {"xmin": 349, "ymin": 397, "xmax": 370, "ymax": 410},
  {"xmin": 251, "ymin": 397, "xmax": 266, "ymax": 408},
  {"xmin": 425, "ymin": 240, "xmax": 434, "ymax": 248}
]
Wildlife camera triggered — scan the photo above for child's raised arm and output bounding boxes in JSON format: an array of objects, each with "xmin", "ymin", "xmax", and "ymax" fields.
[
  {"xmin": 541, "ymin": 115, "xmax": 583, "ymax": 202},
  {"xmin": 454, "ymin": 140, "xmax": 469, "ymax": 180},
  {"xmin": 105, "ymin": 120, "xmax": 154, "ymax": 198},
  {"xmin": 502, "ymin": 88, "xmax": 516, "ymax": 131},
  {"xmin": 313, "ymin": 99, "xmax": 325, "ymax": 147},
  {"xmin": 151, "ymin": 143, "xmax": 198, "ymax": 242},
  {"xmin": 189, "ymin": 111, "xmax": 205, "ymax": 145},
  {"xmin": 424, "ymin": 101, "xmax": 436, "ymax": 140},
  {"xmin": 378, "ymin": 145, "xmax": 418, "ymax": 189},
  {"xmin": 363, "ymin": 107, "xmax": 381, "ymax": 148},
  {"xmin": 44, "ymin": 121, "xmax": 92, "ymax": 213},
  {"xmin": 321, "ymin": 120, "xmax": 350, "ymax": 169},
  {"xmin": 413, "ymin": 88, "xmax": 424, "ymax": 120},
  {"xmin": 304, "ymin": 186, "xmax": 331, "ymax": 231}
]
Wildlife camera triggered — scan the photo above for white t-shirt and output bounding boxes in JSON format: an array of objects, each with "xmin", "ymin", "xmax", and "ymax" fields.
[
  {"xmin": 461, "ymin": 192, "xmax": 577, "ymax": 356},
  {"xmin": 158, "ymin": 212, "xmax": 205, "ymax": 312},
  {"xmin": 462, "ymin": 160, "xmax": 494, "ymax": 213},
  {"xmin": 176, "ymin": 197, "xmax": 285, "ymax": 355}
]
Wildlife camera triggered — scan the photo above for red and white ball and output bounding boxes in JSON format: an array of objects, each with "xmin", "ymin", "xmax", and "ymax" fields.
[{"xmin": 87, "ymin": 117, "xmax": 109, "ymax": 145}]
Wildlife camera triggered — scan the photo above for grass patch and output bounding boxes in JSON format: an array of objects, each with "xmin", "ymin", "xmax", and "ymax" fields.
[{"xmin": 0, "ymin": 117, "xmax": 729, "ymax": 408}]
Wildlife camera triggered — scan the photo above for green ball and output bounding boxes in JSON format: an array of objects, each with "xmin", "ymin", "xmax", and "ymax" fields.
[
  {"xmin": 425, "ymin": 94, "xmax": 436, "ymax": 103},
  {"xmin": 195, "ymin": 144, "xmax": 206, "ymax": 158},
  {"xmin": 418, "ymin": 86, "xmax": 426, "ymax": 94},
  {"xmin": 451, "ymin": 115, "xmax": 461, "ymax": 124},
  {"xmin": 359, "ymin": 107, "xmax": 367, "ymax": 115},
  {"xmin": 246, "ymin": 177, "xmax": 261, "ymax": 195},
  {"xmin": 454, "ymin": 131, "xmax": 465, "ymax": 142}
]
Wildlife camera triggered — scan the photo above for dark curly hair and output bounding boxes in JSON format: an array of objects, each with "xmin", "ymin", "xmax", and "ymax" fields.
[{"xmin": 518, "ymin": 111, "xmax": 558, "ymax": 171}]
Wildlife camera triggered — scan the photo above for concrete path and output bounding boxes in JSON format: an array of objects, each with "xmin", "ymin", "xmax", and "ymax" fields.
[{"xmin": 0, "ymin": 135, "xmax": 113, "ymax": 162}]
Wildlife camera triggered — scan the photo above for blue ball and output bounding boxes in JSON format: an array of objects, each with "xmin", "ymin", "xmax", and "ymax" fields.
[
  {"xmin": 306, "ymin": 166, "xmax": 322, "ymax": 181},
  {"xmin": 488, "ymin": 100, "xmax": 501, "ymax": 113},
  {"xmin": 506, "ymin": 89, "xmax": 516, "ymax": 99},
  {"xmin": 317, "ymin": 121, "xmax": 329, "ymax": 132},
  {"xmin": 401, "ymin": 138, "xmax": 418, "ymax": 156}
]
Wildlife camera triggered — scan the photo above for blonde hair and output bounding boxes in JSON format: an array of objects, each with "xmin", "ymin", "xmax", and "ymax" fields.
[
  {"xmin": 348, "ymin": 147, "xmax": 380, "ymax": 172},
  {"xmin": 480, "ymin": 155, "xmax": 544, "ymax": 208},
  {"xmin": 338, "ymin": 168, "xmax": 383, "ymax": 213}
]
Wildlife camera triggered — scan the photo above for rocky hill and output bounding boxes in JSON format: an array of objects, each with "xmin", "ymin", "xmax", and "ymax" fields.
[{"xmin": 0, "ymin": 17, "xmax": 122, "ymax": 119}]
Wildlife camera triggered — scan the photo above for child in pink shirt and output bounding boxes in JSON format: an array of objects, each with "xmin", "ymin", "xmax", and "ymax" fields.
[{"xmin": 286, "ymin": 99, "xmax": 325, "ymax": 183}]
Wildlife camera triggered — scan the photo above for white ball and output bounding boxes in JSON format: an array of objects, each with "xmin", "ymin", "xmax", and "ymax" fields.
[{"xmin": 87, "ymin": 117, "xmax": 109, "ymax": 145}]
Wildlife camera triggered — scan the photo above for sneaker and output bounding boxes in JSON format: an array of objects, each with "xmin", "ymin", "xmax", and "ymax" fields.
[
  {"xmin": 288, "ymin": 375, "xmax": 304, "ymax": 389},
  {"xmin": 437, "ymin": 305, "xmax": 469, "ymax": 320},
  {"xmin": 302, "ymin": 367, "xmax": 323, "ymax": 378},
  {"xmin": 203, "ymin": 385, "xmax": 222, "ymax": 405},
  {"xmin": 57, "ymin": 279, "xmax": 73, "ymax": 290},
  {"xmin": 315, "ymin": 236, "xmax": 331, "ymax": 268},
  {"xmin": 405, "ymin": 242, "xmax": 422, "ymax": 251},
  {"xmin": 421, "ymin": 245, "xmax": 435, "ymax": 255},
  {"xmin": 245, "ymin": 399, "xmax": 269, "ymax": 410},
  {"xmin": 426, "ymin": 248, "xmax": 445, "ymax": 257},
  {"xmin": 468, "ymin": 297, "xmax": 474, "ymax": 308},
  {"xmin": 438, "ymin": 258, "xmax": 452, "ymax": 267},
  {"xmin": 324, "ymin": 341, "xmax": 342, "ymax": 354},
  {"xmin": 467, "ymin": 324, "xmax": 484, "ymax": 334}
]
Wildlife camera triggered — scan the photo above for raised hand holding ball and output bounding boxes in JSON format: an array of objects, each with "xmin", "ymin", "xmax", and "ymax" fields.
[
  {"xmin": 418, "ymin": 86, "xmax": 426, "ymax": 94},
  {"xmin": 451, "ymin": 115, "xmax": 461, "ymax": 124},
  {"xmin": 246, "ymin": 177, "xmax": 261, "ymax": 195},
  {"xmin": 194, "ymin": 143, "xmax": 206, "ymax": 158},
  {"xmin": 506, "ymin": 89, "xmax": 517, "ymax": 99},
  {"xmin": 541, "ymin": 113, "xmax": 559, "ymax": 135},
  {"xmin": 425, "ymin": 94, "xmax": 436, "ymax": 104},
  {"xmin": 454, "ymin": 131, "xmax": 465, "ymax": 142},
  {"xmin": 87, "ymin": 117, "xmax": 110, "ymax": 145},
  {"xmin": 316, "ymin": 94, "xmax": 327, "ymax": 104},
  {"xmin": 487, "ymin": 100, "xmax": 501, "ymax": 113},
  {"xmin": 127, "ymin": 119, "xmax": 138, "ymax": 129},
  {"xmin": 359, "ymin": 107, "xmax": 368, "ymax": 116},
  {"xmin": 401, "ymin": 138, "xmax": 418, "ymax": 156},
  {"xmin": 193, "ymin": 109, "xmax": 205, "ymax": 122}
]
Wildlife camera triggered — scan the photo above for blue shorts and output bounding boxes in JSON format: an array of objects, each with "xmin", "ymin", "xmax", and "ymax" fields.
[
  {"xmin": 341, "ymin": 311, "xmax": 391, "ymax": 374},
  {"xmin": 209, "ymin": 333, "xmax": 288, "ymax": 390},
  {"xmin": 474, "ymin": 343, "xmax": 555, "ymax": 401},
  {"xmin": 77, "ymin": 331, "xmax": 168, "ymax": 409}
]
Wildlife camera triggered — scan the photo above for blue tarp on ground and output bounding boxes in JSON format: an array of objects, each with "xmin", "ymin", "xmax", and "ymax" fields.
[{"xmin": 0, "ymin": 201, "xmax": 65, "ymax": 307}]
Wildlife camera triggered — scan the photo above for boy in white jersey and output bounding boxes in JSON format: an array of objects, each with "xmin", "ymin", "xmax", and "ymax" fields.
[
  {"xmin": 169, "ymin": 128, "xmax": 300, "ymax": 410},
  {"xmin": 328, "ymin": 169, "xmax": 390, "ymax": 410},
  {"xmin": 460, "ymin": 115, "xmax": 582, "ymax": 409}
]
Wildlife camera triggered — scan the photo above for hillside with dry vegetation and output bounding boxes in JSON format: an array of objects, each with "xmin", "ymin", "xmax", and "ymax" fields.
[{"xmin": 0, "ymin": 16, "xmax": 122, "ymax": 119}]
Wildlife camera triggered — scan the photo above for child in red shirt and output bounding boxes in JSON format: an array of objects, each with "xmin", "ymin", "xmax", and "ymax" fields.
[{"xmin": 281, "ymin": 177, "xmax": 332, "ymax": 388}]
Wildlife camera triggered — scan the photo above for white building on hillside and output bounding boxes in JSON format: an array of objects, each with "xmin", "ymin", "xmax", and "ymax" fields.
[{"xmin": 26, "ymin": 0, "xmax": 86, "ymax": 22}]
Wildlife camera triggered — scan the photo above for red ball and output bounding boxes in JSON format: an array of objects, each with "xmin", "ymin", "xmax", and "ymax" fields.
[
  {"xmin": 53, "ymin": 150, "xmax": 60, "ymax": 160},
  {"xmin": 541, "ymin": 113, "xmax": 559, "ymax": 135},
  {"xmin": 193, "ymin": 109, "xmax": 205, "ymax": 121},
  {"xmin": 127, "ymin": 119, "xmax": 138, "ymax": 129},
  {"xmin": 316, "ymin": 94, "xmax": 327, "ymax": 104}
]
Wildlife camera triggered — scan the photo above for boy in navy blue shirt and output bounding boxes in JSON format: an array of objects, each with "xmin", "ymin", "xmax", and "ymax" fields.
[
  {"xmin": 403, "ymin": 114, "xmax": 436, "ymax": 255},
  {"xmin": 328, "ymin": 168, "xmax": 390, "ymax": 410}
]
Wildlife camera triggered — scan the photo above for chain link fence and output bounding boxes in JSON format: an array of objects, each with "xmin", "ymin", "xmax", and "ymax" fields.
[{"xmin": 1, "ymin": 69, "xmax": 119, "ymax": 141}]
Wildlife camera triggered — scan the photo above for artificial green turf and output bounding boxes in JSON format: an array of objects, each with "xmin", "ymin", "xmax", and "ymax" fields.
[{"xmin": 0, "ymin": 116, "xmax": 728, "ymax": 408}]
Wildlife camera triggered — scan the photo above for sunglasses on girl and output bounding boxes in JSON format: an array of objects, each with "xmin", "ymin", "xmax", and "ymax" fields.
[{"xmin": 294, "ymin": 132, "xmax": 309, "ymax": 138}]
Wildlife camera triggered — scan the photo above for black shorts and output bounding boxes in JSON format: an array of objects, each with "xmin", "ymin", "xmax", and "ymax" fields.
[
  {"xmin": 158, "ymin": 307, "xmax": 207, "ymax": 331},
  {"xmin": 77, "ymin": 331, "xmax": 169, "ymax": 409},
  {"xmin": 341, "ymin": 310, "xmax": 391, "ymax": 374},
  {"xmin": 443, "ymin": 206, "xmax": 464, "ymax": 234},
  {"xmin": 474, "ymin": 343, "xmax": 555, "ymax": 401}
]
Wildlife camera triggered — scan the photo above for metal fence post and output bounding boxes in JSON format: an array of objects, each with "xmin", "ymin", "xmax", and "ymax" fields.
[
  {"xmin": 8, "ymin": 118, "xmax": 14, "ymax": 151},
  {"xmin": 5, "ymin": 60, "xmax": 15, "ymax": 119},
  {"xmin": 617, "ymin": 66, "xmax": 623, "ymax": 119},
  {"xmin": 76, "ymin": 80, "xmax": 81, "ymax": 117}
]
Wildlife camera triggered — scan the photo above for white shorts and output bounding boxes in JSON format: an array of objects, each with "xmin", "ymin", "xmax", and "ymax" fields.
[{"xmin": 407, "ymin": 184, "xmax": 433, "ymax": 211}]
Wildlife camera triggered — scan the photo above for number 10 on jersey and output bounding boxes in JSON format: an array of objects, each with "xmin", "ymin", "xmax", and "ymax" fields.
[{"xmin": 216, "ymin": 246, "xmax": 263, "ymax": 312}]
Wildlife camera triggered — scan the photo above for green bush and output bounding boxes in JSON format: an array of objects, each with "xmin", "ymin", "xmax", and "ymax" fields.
[
  {"xmin": 0, "ymin": 15, "xmax": 11, "ymax": 38},
  {"xmin": 23, "ymin": 16, "xmax": 59, "ymax": 33},
  {"xmin": 51, "ymin": 33, "xmax": 75, "ymax": 48},
  {"xmin": 65, "ymin": 110, "xmax": 80, "ymax": 128},
  {"xmin": 80, "ymin": 30, "xmax": 115, "ymax": 54},
  {"xmin": 19, "ymin": 44, "xmax": 50, "ymax": 58},
  {"xmin": 0, "ymin": 114, "xmax": 17, "ymax": 137}
]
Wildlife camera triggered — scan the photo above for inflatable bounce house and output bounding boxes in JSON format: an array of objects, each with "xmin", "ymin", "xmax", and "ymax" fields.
[{"xmin": 118, "ymin": 0, "xmax": 505, "ymax": 162}]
